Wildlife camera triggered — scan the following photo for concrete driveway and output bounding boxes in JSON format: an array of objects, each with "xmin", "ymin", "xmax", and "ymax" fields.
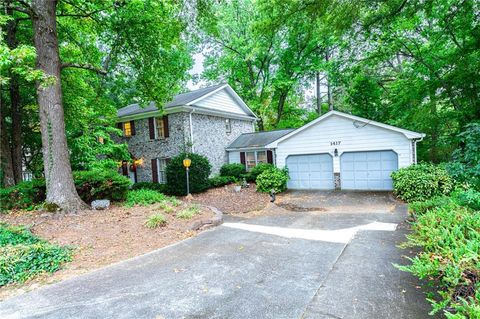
[{"xmin": 0, "ymin": 191, "xmax": 432, "ymax": 319}]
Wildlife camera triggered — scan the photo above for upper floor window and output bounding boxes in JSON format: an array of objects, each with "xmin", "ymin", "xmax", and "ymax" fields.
[
  {"xmin": 155, "ymin": 117, "xmax": 165, "ymax": 139},
  {"xmin": 123, "ymin": 121, "xmax": 132, "ymax": 137},
  {"xmin": 225, "ymin": 118, "xmax": 231, "ymax": 133}
]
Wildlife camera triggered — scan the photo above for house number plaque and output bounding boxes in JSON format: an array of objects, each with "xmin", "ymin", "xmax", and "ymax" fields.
[{"xmin": 330, "ymin": 141, "xmax": 341, "ymax": 146}]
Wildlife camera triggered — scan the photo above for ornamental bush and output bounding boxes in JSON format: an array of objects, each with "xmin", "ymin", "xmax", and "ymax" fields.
[
  {"xmin": 166, "ymin": 153, "xmax": 211, "ymax": 195},
  {"xmin": 219, "ymin": 163, "xmax": 245, "ymax": 178},
  {"xmin": 208, "ymin": 175, "xmax": 236, "ymax": 188},
  {"xmin": 391, "ymin": 163, "xmax": 454, "ymax": 202},
  {"xmin": 131, "ymin": 182, "xmax": 168, "ymax": 194},
  {"xmin": 0, "ymin": 179, "xmax": 46, "ymax": 211},
  {"xmin": 256, "ymin": 167, "xmax": 289, "ymax": 193},
  {"xmin": 249, "ymin": 163, "xmax": 274, "ymax": 182},
  {"xmin": 124, "ymin": 189, "xmax": 167, "ymax": 207},
  {"xmin": 73, "ymin": 170, "xmax": 132, "ymax": 203}
]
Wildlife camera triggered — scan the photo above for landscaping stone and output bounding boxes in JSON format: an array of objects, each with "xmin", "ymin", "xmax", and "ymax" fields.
[{"xmin": 91, "ymin": 200, "xmax": 110, "ymax": 210}]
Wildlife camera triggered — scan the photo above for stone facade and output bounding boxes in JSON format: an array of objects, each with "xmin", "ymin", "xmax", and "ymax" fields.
[{"xmin": 116, "ymin": 111, "xmax": 254, "ymax": 182}]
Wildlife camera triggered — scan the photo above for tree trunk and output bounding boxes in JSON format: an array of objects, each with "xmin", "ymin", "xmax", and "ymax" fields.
[
  {"xmin": 6, "ymin": 14, "xmax": 23, "ymax": 184},
  {"xmin": 315, "ymin": 71, "xmax": 321, "ymax": 115},
  {"xmin": 0, "ymin": 86, "xmax": 15, "ymax": 187},
  {"xmin": 325, "ymin": 49, "xmax": 333, "ymax": 111},
  {"xmin": 274, "ymin": 90, "xmax": 288, "ymax": 126},
  {"xmin": 31, "ymin": 0, "xmax": 87, "ymax": 211}
]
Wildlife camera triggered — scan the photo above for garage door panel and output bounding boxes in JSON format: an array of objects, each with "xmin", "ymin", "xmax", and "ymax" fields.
[
  {"xmin": 287, "ymin": 154, "xmax": 334, "ymax": 190},
  {"xmin": 340, "ymin": 151, "xmax": 398, "ymax": 191}
]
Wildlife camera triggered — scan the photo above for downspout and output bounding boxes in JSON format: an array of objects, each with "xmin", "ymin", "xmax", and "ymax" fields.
[
  {"xmin": 412, "ymin": 136, "xmax": 424, "ymax": 164},
  {"xmin": 189, "ymin": 108, "xmax": 195, "ymax": 153}
]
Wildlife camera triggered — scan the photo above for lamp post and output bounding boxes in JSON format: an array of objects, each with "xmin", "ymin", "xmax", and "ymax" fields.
[{"xmin": 183, "ymin": 158, "xmax": 192, "ymax": 195}]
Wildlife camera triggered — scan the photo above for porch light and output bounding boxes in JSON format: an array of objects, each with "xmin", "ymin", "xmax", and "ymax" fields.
[{"xmin": 134, "ymin": 157, "xmax": 144, "ymax": 167}]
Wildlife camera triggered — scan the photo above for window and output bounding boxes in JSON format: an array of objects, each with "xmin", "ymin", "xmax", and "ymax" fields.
[
  {"xmin": 256, "ymin": 151, "xmax": 267, "ymax": 164},
  {"xmin": 123, "ymin": 122, "xmax": 132, "ymax": 137},
  {"xmin": 225, "ymin": 118, "xmax": 231, "ymax": 133},
  {"xmin": 155, "ymin": 117, "xmax": 165, "ymax": 139},
  {"xmin": 246, "ymin": 152, "xmax": 256, "ymax": 171},
  {"xmin": 157, "ymin": 158, "xmax": 168, "ymax": 184}
]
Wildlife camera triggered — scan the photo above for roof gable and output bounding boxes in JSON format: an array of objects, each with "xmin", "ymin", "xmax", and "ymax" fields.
[
  {"xmin": 265, "ymin": 111, "xmax": 425, "ymax": 148},
  {"xmin": 117, "ymin": 84, "xmax": 257, "ymax": 120}
]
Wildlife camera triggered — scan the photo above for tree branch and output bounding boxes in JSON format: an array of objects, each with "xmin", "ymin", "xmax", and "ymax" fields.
[{"xmin": 61, "ymin": 63, "xmax": 107, "ymax": 75}]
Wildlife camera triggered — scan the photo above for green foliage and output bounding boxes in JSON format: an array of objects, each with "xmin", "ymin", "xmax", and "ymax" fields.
[
  {"xmin": 391, "ymin": 164, "xmax": 454, "ymax": 202},
  {"xmin": 249, "ymin": 163, "xmax": 274, "ymax": 182},
  {"xmin": 0, "ymin": 179, "xmax": 46, "ymax": 211},
  {"xmin": 397, "ymin": 201, "xmax": 480, "ymax": 317},
  {"xmin": 219, "ymin": 163, "xmax": 245, "ymax": 178},
  {"xmin": 145, "ymin": 213, "xmax": 167, "ymax": 229},
  {"xmin": 408, "ymin": 196, "xmax": 456, "ymax": 216},
  {"xmin": 131, "ymin": 182, "xmax": 168, "ymax": 194},
  {"xmin": 256, "ymin": 167, "xmax": 289, "ymax": 193},
  {"xmin": 166, "ymin": 153, "xmax": 211, "ymax": 195},
  {"xmin": 0, "ymin": 223, "xmax": 71, "ymax": 286},
  {"xmin": 208, "ymin": 175, "xmax": 236, "ymax": 188},
  {"xmin": 446, "ymin": 123, "xmax": 480, "ymax": 190},
  {"xmin": 124, "ymin": 189, "xmax": 167, "ymax": 207},
  {"xmin": 73, "ymin": 170, "xmax": 132, "ymax": 203},
  {"xmin": 176, "ymin": 204, "xmax": 200, "ymax": 219},
  {"xmin": 451, "ymin": 189, "xmax": 480, "ymax": 211}
]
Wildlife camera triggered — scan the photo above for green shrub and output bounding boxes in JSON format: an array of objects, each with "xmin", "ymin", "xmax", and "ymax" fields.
[
  {"xmin": 408, "ymin": 196, "xmax": 457, "ymax": 216},
  {"xmin": 220, "ymin": 163, "xmax": 245, "ymax": 178},
  {"xmin": 73, "ymin": 170, "xmax": 132, "ymax": 203},
  {"xmin": 396, "ymin": 204, "xmax": 480, "ymax": 317},
  {"xmin": 391, "ymin": 163, "xmax": 454, "ymax": 202},
  {"xmin": 0, "ymin": 223, "xmax": 72, "ymax": 286},
  {"xmin": 0, "ymin": 243, "xmax": 72, "ymax": 286},
  {"xmin": 131, "ymin": 182, "xmax": 168, "ymax": 193},
  {"xmin": 256, "ymin": 167, "xmax": 289, "ymax": 193},
  {"xmin": 166, "ymin": 153, "xmax": 211, "ymax": 195},
  {"xmin": 0, "ymin": 179, "xmax": 46, "ymax": 211},
  {"xmin": 124, "ymin": 189, "xmax": 167, "ymax": 207},
  {"xmin": 249, "ymin": 163, "xmax": 274, "ymax": 182},
  {"xmin": 451, "ymin": 188, "xmax": 480, "ymax": 211},
  {"xmin": 177, "ymin": 204, "xmax": 200, "ymax": 219},
  {"xmin": 145, "ymin": 213, "xmax": 167, "ymax": 229},
  {"xmin": 208, "ymin": 175, "xmax": 236, "ymax": 188}
]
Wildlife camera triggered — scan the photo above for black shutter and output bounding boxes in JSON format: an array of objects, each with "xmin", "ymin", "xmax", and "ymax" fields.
[
  {"xmin": 121, "ymin": 161, "xmax": 128, "ymax": 176},
  {"xmin": 163, "ymin": 116, "xmax": 169, "ymax": 138},
  {"xmin": 148, "ymin": 118, "xmax": 155, "ymax": 140},
  {"xmin": 267, "ymin": 150, "xmax": 273, "ymax": 164},
  {"xmin": 130, "ymin": 120, "xmax": 136, "ymax": 135},
  {"xmin": 151, "ymin": 159, "xmax": 158, "ymax": 183},
  {"xmin": 240, "ymin": 152, "xmax": 246, "ymax": 168},
  {"xmin": 117, "ymin": 122, "xmax": 123, "ymax": 130}
]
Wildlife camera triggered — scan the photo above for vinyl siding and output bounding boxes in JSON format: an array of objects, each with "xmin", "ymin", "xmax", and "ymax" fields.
[
  {"xmin": 196, "ymin": 89, "xmax": 246, "ymax": 115},
  {"xmin": 275, "ymin": 114, "xmax": 413, "ymax": 172}
]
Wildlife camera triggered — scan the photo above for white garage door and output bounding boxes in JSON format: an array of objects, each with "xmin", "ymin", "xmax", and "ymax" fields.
[
  {"xmin": 340, "ymin": 151, "xmax": 398, "ymax": 190},
  {"xmin": 286, "ymin": 154, "xmax": 334, "ymax": 190}
]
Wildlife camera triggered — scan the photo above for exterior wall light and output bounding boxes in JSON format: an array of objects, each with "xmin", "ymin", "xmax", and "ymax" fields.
[{"xmin": 334, "ymin": 148, "xmax": 338, "ymax": 157}]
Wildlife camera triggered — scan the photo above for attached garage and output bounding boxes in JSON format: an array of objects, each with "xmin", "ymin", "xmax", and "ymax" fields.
[
  {"xmin": 340, "ymin": 150, "xmax": 398, "ymax": 190},
  {"xmin": 264, "ymin": 111, "xmax": 425, "ymax": 191},
  {"xmin": 287, "ymin": 154, "xmax": 334, "ymax": 190}
]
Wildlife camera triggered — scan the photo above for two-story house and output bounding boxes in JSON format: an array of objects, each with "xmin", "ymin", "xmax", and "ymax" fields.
[{"xmin": 115, "ymin": 83, "xmax": 257, "ymax": 183}]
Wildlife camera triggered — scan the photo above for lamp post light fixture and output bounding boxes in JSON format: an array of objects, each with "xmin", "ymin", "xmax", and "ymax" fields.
[{"xmin": 183, "ymin": 158, "xmax": 192, "ymax": 195}]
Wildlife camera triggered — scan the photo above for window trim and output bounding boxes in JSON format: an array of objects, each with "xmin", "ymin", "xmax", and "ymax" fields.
[
  {"xmin": 245, "ymin": 150, "xmax": 267, "ymax": 171},
  {"xmin": 225, "ymin": 118, "xmax": 231, "ymax": 134},
  {"xmin": 156, "ymin": 158, "xmax": 168, "ymax": 184}
]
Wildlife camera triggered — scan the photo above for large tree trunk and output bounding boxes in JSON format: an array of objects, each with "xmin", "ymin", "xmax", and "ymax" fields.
[
  {"xmin": 274, "ymin": 90, "xmax": 288, "ymax": 126},
  {"xmin": 6, "ymin": 14, "xmax": 23, "ymax": 184},
  {"xmin": 315, "ymin": 71, "xmax": 321, "ymax": 115},
  {"xmin": 0, "ymin": 86, "xmax": 15, "ymax": 187},
  {"xmin": 325, "ymin": 49, "xmax": 333, "ymax": 111},
  {"xmin": 31, "ymin": 0, "xmax": 87, "ymax": 211}
]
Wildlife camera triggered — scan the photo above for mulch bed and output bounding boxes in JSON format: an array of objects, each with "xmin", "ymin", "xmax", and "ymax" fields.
[
  {"xmin": 189, "ymin": 184, "xmax": 270, "ymax": 214},
  {"xmin": 0, "ymin": 202, "xmax": 213, "ymax": 300}
]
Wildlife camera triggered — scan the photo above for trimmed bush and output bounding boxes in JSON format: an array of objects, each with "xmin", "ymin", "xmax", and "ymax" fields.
[
  {"xmin": 256, "ymin": 167, "xmax": 289, "ymax": 193},
  {"xmin": 166, "ymin": 153, "xmax": 211, "ymax": 195},
  {"xmin": 249, "ymin": 163, "xmax": 274, "ymax": 182},
  {"xmin": 131, "ymin": 182, "xmax": 168, "ymax": 193},
  {"xmin": 124, "ymin": 189, "xmax": 167, "ymax": 207},
  {"xmin": 391, "ymin": 163, "xmax": 454, "ymax": 202},
  {"xmin": 0, "ymin": 179, "xmax": 46, "ymax": 211},
  {"xmin": 209, "ymin": 175, "xmax": 236, "ymax": 188},
  {"xmin": 0, "ymin": 223, "xmax": 72, "ymax": 286},
  {"xmin": 408, "ymin": 196, "xmax": 456, "ymax": 216},
  {"xmin": 73, "ymin": 170, "xmax": 132, "ymax": 203},
  {"xmin": 220, "ymin": 163, "xmax": 245, "ymax": 178}
]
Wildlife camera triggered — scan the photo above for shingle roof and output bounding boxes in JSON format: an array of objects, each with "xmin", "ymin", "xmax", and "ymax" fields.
[
  {"xmin": 117, "ymin": 83, "xmax": 226, "ymax": 118},
  {"xmin": 227, "ymin": 129, "xmax": 295, "ymax": 149}
]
